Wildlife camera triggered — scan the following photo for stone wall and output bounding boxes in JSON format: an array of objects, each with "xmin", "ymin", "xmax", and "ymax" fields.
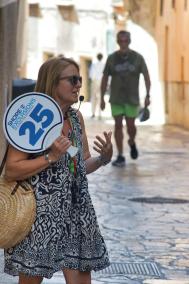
[
  {"xmin": 0, "ymin": 1, "xmax": 17, "ymax": 160},
  {"xmin": 166, "ymin": 82, "xmax": 189, "ymax": 128},
  {"xmin": 156, "ymin": 0, "xmax": 189, "ymax": 129},
  {"xmin": 123, "ymin": 0, "xmax": 157, "ymax": 37}
]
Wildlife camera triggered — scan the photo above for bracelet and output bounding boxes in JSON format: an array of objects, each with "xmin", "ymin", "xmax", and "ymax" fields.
[
  {"xmin": 146, "ymin": 94, "xmax": 150, "ymax": 98},
  {"xmin": 44, "ymin": 153, "xmax": 52, "ymax": 164},
  {"xmin": 97, "ymin": 155, "xmax": 110, "ymax": 166}
]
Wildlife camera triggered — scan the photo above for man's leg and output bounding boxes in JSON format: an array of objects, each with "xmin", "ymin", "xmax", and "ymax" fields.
[
  {"xmin": 125, "ymin": 117, "xmax": 136, "ymax": 145},
  {"xmin": 125, "ymin": 117, "xmax": 138, "ymax": 159},
  {"xmin": 112, "ymin": 115, "xmax": 126, "ymax": 167},
  {"xmin": 114, "ymin": 115, "xmax": 124, "ymax": 155},
  {"xmin": 91, "ymin": 80, "xmax": 98, "ymax": 117},
  {"xmin": 97, "ymin": 88, "xmax": 102, "ymax": 119}
]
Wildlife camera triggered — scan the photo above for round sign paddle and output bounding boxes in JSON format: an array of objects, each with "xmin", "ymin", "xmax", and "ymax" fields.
[{"xmin": 3, "ymin": 92, "xmax": 78, "ymax": 157}]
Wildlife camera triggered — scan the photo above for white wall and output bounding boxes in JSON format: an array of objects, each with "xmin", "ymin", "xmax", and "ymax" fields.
[{"xmin": 27, "ymin": 0, "xmax": 114, "ymax": 79}]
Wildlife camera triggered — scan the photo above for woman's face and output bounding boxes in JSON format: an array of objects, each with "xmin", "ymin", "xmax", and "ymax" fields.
[{"xmin": 54, "ymin": 64, "xmax": 82, "ymax": 109}]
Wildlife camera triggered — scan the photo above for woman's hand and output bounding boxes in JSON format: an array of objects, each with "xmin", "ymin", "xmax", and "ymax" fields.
[
  {"xmin": 49, "ymin": 135, "xmax": 72, "ymax": 162},
  {"xmin": 93, "ymin": 131, "xmax": 113, "ymax": 164}
]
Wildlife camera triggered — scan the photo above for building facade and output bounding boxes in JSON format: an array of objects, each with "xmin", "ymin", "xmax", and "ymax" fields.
[
  {"xmin": 1, "ymin": 0, "xmax": 189, "ymax": 161},
  {"xmin": 156, "ymin": 0, "xmax": 189, "ymax": 128},
  {"xmin": 0, "ymin": 0, "xmax": 18, "ymax": 160}
]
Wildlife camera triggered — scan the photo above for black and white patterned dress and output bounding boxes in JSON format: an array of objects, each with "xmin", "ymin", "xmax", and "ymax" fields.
[{"xmin": 4, "ymin": 108, "xmax": 110, "ymax": 279}]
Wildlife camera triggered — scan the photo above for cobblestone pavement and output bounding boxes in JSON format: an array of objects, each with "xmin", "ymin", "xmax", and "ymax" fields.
[{"xmin": 1, "ymin": 116, "xmax": 189, "ymax": 284}]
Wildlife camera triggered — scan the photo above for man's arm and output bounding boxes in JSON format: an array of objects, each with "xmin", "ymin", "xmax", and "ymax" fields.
[
  {"xmin": 141, "ymin": 54, "xmax": 151, "ymax": 107},
  {"xmin": 100, "ymin": 74, "xmax": 109, "ymax": 110},
  {"xmin": 144, "ymin": 70, "xmax": 151, "ymax": 107},
  {"xmin": 144, "ymin": 70, "xmax": 151, "ymax": 96}
]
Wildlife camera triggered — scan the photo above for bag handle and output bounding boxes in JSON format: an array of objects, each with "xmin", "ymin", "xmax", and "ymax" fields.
[{"xmin": 0, "ymin": 146, "xmax": 8, "ymax": 176}]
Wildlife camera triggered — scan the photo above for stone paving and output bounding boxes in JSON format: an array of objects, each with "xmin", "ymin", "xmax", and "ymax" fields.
[{"xmin": 1, "ymin": 116, "xmax": 189, "ymax": 284}]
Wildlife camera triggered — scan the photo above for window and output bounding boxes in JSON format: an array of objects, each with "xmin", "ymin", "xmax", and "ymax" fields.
[
  {"xmin": 57, "ymin": 5, "xmax": 78, "ymax": 23},
  {"xmin": 160, "ymin": 0, "xmax": 164, "ymax": 16},
  {"xmin": 43, "ymin": 52, "xmax": 54, "ymax": 62},
  {"xmin": 29, "ymin": 4, "xmax": 41, "ymax": 18},
  {"xmin": 172, "ymin": 0, "xmax": 175, "ymax": 8},
  {"xmin": 184, "ymin": 0, "xmax": 187, "ymax": 10}
]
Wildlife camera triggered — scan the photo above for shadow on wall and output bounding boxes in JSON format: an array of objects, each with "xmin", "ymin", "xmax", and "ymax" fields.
[{"xmin": 127, "ymin": 20, "xmax": 165, "ymax": 125}]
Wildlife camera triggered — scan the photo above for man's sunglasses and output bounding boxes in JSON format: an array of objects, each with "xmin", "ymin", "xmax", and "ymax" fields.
[{"xmin": 59, "ymin": 75, "xmax": 82, "ymax": 86}]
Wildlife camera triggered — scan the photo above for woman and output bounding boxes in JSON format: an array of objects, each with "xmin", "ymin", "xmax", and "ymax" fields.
[{"xmin": 4, "ymin": 57, "xmax": 113, "ymax": 284}]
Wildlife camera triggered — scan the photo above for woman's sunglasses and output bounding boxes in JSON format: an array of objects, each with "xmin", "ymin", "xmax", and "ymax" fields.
[{"xmin": 59, "ymin": 75, "xmax": 82, "ymax": 86}]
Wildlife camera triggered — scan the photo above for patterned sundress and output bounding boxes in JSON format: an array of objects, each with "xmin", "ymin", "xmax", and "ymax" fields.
[{"xmin": 4, "ymin": 108, "xmax": 110, "ymax": 279}]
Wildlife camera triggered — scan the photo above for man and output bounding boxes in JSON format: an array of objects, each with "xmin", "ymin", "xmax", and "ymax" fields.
[
  {"xmin": 101, "ymin": 30, "xmax": 151, "ymax": 167},
  {"xmin": 89, "ymin": 53, "xmax": 104, "ymax": 118}
]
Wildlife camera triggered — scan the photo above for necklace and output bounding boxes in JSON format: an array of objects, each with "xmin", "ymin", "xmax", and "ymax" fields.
[{"xmin": 62, "ymin": 115, "xmax": 77, "ymax": 176}]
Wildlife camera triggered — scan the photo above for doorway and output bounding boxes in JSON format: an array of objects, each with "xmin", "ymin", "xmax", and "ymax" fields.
[{"xmin": 79, "ymin": 56, "xmax": 92, "ymax": 102}]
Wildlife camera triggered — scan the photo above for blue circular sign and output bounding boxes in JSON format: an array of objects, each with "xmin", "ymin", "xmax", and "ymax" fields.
[{"xmin": 3, "ymin": 92, "xmax": 64, "ymax": 153}]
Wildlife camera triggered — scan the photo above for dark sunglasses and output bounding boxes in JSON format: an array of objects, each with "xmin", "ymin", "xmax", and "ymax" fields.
[
  {"xmin": 59, "ymin": 75, "xmax": 82, "ymax": 86},
  {"xmin": 118, "ymin": 39, "xmax": 129, "ymax": 43}
]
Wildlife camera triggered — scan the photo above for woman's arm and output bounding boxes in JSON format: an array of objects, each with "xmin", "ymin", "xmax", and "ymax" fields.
[
  {"xmin": 84, "ymin": 155, "xmax": 110, "ymax": 175},
  {"xmin": 5, "ymin": 135, "xmax": 72, "ymax": 181},
  {"xmin": 78, "ymin": 111, "xmax": 113, "ymax": 174},
  {"xmin": 5, "ymin": 146, "xmax": 52, "ymax": 181}
]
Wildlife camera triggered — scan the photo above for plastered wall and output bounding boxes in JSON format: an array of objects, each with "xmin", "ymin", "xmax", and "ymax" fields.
[
  {"xmin": 156, "ymin": 0, "xmax": 189, "ymax": 128},
  {"xmin": 0, "ymin": 1, "xmax": 17, "ymax": 161}
]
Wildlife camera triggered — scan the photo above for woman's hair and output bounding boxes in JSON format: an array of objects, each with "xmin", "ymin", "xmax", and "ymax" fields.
[{"xmin": 35, "ymin": 56, "xmax": 79, "ymax": 98}]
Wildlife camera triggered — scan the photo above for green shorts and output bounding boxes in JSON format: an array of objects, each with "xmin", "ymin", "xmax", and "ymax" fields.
[{"xmin": 111, "ymin": 103, "xmax": 139, "ymax": 118}]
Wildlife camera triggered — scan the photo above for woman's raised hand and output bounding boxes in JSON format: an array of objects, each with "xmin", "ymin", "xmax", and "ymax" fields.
[{"xmin": 93, "ymin": 131, "xmax": 113, "ymax": 164}]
